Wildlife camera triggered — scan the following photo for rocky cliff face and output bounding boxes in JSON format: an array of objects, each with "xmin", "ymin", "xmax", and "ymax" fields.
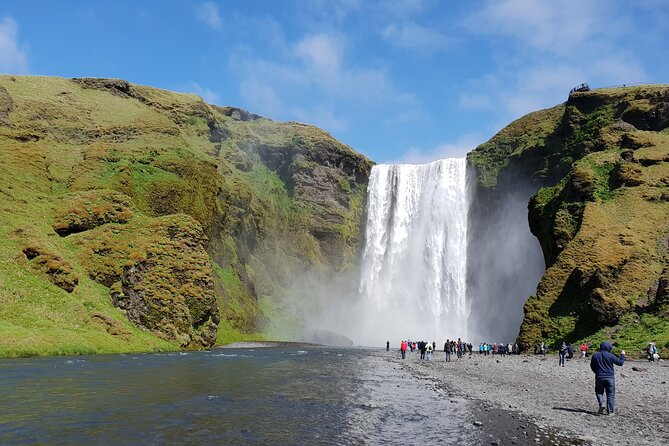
[
  {"xmin": 469, "ymin": 85, "xmax": 669, "ymax": 355},
  {"xmin": 0, "ymin": 76, "xmax": 371, "ymax": 356}
]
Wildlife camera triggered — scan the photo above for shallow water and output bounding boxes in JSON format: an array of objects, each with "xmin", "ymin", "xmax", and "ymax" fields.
[{"xmin": 0, "ymin": 348, "xmax": 476, "ymax": 445}]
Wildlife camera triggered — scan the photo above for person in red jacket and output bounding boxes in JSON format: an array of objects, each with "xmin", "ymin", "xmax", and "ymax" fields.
[
  {"xmin": 400, "ymin": 340, "xmax": 407, "ymax": 359},
  {"xmin": 580, "ymin": 342, "xmax": 588, "ymax": 359}
]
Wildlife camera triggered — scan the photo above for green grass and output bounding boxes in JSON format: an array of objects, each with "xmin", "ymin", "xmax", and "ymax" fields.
[
  {"xmin": 0, "ymin": 75, "xmax": 372, "ymax": 357},
  {"xmin": 583, "ymin": 313, "xmax": 669, "ymax": 358}
]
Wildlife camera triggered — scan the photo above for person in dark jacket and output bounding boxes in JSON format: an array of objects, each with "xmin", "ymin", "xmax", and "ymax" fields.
[
  {"xmin": 558, "ymin": 341, "xmax": 567, "ymax": 366},
  {"xmin": 590, "ymin": 342, "xmax": 625, "ymax": 415}
]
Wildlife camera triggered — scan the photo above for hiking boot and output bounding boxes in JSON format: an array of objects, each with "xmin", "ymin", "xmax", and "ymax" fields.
[{"xmin": 598, "ymin": 406, "xmax": 606, "ymax": 415}]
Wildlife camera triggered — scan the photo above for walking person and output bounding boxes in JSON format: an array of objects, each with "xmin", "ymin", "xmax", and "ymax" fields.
[
  {"xmin": 426, "ymin": 341, "xmax": 433, "ymax": 361},
  {"xmin": 386, "ymin": 340, "xmax": 390, "ymax": 351},
  {"xmin": 400, "ymin": 340, "xmax": 407, "ymax": 359},
  {"xmin": 559, "ymin": 341, "xmax": 567, "ymax": 366},
  {"xmin": 647, "ymin": 342, "xmax": 659, "ymax": 362},
  {"xmin": 580, "ymin": 342, "xmax": 588, "ymax": 358},
  {"xmin": 590, "ymin": 342, "xmax": 626, "ymax": 415}
]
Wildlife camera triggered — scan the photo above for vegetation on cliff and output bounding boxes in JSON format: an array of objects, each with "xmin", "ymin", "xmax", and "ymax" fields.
[
  {"xmin": 469, "ymin": 85, "xmax": 669, "ymax": 357},
  {"xmin": 0, "ymin": 75, "xmax": 371, "ymax": 357}
]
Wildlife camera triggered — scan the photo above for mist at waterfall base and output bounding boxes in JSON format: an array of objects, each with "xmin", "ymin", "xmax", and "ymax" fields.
[
  {"xmin": 286, "ymin": 158, "xmax": 545, "ymax": 347},
  {"xmin": 466, "ymin": 182, "xmax": 546, "ymax": 343}
]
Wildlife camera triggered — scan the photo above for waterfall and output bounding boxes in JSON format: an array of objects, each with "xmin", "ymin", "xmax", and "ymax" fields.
[{"xmin": 358, "ymin": 159, "xmax": 469, "ymax": 344}]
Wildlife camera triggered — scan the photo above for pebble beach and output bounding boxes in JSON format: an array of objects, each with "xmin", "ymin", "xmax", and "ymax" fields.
[{"xmin": 391, "ymin": 351, "xmax": 669, "ymax": 445}]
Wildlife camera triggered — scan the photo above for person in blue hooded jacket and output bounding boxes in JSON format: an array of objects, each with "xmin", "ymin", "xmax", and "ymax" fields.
[{"xmin": 590, "ymin": 342, "xmax": 625, "ymax": 415}]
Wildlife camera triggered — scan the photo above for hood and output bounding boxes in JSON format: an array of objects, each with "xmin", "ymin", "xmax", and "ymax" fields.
[{"xmin": 599, "ymin": 341, "xmax": 613, "ymax": 352}]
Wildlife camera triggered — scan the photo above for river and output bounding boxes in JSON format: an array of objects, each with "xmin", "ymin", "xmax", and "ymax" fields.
[{"xmin": 0, "ymin": 347, "xmax": 481, "ymax": 445}]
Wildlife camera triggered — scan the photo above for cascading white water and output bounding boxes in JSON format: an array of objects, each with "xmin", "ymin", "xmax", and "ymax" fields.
[{"xmin": 358, "ymin": 158, "xmax": 469, "ymax": 345}]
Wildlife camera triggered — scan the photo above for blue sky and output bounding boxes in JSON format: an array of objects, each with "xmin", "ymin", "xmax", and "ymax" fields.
[{"xmin": 1, "ymin": 0, "xmax": 667, "ymax": 163}]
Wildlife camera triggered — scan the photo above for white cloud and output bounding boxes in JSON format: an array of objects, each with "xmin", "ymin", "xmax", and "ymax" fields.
[
  {"xmin": 228, "ymin": 28, "xmax": 424, "ymax": 136},
  {"xmin": 458, "ymin": 93, "xmax": 493, "ymax": 111},
  {"xmin": 304, "ymin": 0, "xmax": 362, "ymax": 22},
  {"xmin": 465, "ymin": 0, "xmax": 607, "ymax": 55},
  {"xmin": 196, "ymin": 1, "xmax": 222, "ymax": 30},
  {"xmin": 0, "ymin": 17, "xmax": 28, "ymax": 73},
  {"xmin": 590, "ymin": 54, "xmax": 647, "ymax": 85},
  {"xmin": 289, "ymin": 105, "xmax": 350, "ymax": 132},
  {"xmin": 233, "ymin": 32, "xmax": 414, "ymax": 106},
  {"xmin": 295, "ymin": 33, "xmax": 343, "ymax": 72},
  {"xmin": 458, "ymin": 0, "xmax": 650, "ymax": 126},
  {"xmin": 394, "ymin": 134, "xmax": 484, "ymax": 164},
  {"xmin": 381, "ymin": 22, "xmax": 451, "ymax": 53},
  {"xmin": 181, "ymin": 81, "xmax": 220, "ymax": 104},
  {"xmin": 239, "ymin": 79, "xmax": 282, "ymax": 116},
  {"xmin": 239, "ymin": 79, "xmax": 350, "ymax": 132}
]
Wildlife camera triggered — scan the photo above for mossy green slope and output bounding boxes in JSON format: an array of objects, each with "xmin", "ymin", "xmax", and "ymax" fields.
[
  {"xmin": 469, "ymin": 85, "xmax": 669, "ymax": 357},
  {"xmin": 0, "ymin": 75, "xmax": 371, "ymax": 357}
]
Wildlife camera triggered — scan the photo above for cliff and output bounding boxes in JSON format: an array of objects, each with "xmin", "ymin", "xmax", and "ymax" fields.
[
  {"xmin": 0, "ymin": 75, "xmax": 371, "ymax": 356},
  {"xmin": 469, "ymin": 85, "xmax": 669, "ymax": 356}
]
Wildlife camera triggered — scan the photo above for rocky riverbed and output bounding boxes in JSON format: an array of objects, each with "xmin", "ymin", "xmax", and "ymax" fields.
[{"xmin": 390, "ymin": 351, "xmax": 669, "ymax": 446}]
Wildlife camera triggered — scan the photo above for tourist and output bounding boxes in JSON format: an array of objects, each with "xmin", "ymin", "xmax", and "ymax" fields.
[
  {"xmin": 426, "ymin": 341, "xmax": 433, "ymax": 360},
  {"xmin": 386, "ymin": 340, "xmax": 390, "ymax": 351},
  {"xmin": 400, "ymin": 340, "xmax": 407, "ymax": 359},
  {"xmin": 541, "ymin": 342, "xmax": 547, "ymax": 356},
  {"xmin": 590, "ymin": 342, "xmax": 626, "ymax": 415},
  {"xmin": 567, "ymin": 343, "xmax": 574, "ymax": 359},
  {"xmin": 647, "ymin": 342, "xmax": 659, "ymax": 362},
  {"xmin": 580, "ymin": 342, "xmax": 588, "ymax": 358},
  {"xmin": 559, "ymin": 341, "xmax": 567, "ymax": 367},
  {"xmin": 444, "ymin": 340, "xmax": 452, "ymax": 362},
  {"xmin": 420, "ymin": 341, "xmax": 426, "ymax": 360}
]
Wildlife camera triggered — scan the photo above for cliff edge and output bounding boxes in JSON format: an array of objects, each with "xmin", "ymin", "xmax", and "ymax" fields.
[
  {"xmin": 469, "ymin": 84, "xmax": 669, "ymax": 356},
  {"xmin": 0, "ymin": 76, "xmax": 371, "ymax": 356}
]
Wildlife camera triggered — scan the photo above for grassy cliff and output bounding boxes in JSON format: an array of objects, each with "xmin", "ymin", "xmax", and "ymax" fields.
[
  {"xmin": 0, "ymin": 75, "xmax": 371, "ymax": 357},
  {"xmin": 469, "ymin": 85, "xmax": 669, "ymax": 357}
]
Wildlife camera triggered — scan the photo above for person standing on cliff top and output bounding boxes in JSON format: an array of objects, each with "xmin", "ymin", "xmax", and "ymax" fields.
[{"xmin": 590, "ymin": 342, "xmax": 625, "ymax": 415}]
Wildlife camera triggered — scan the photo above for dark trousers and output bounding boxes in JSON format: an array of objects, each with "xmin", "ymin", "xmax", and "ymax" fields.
[
  {"xmin": 595, "ymin": 377, "xmax": 616, "ymax": 414},
  {"xmin": 559, "ymin": 352, "xmax": 566, "ymax": 366},
  {"xmin": 445, "ymin": 352, "xmax": 450, "ymax": 362},
  {"xmin": 401, "ymin": 350, "xmax": 406, "ymax": 359}
]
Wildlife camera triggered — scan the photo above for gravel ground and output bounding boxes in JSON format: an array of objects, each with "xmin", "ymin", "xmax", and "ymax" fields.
[{"xmin": 392, "ymin": 351, "xmax": 669, "ymax": 446}]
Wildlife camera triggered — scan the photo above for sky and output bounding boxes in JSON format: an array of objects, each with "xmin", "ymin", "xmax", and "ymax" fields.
[{"xmin": 0, "ymin": 0, "xmax": 667, "ymax": 163}]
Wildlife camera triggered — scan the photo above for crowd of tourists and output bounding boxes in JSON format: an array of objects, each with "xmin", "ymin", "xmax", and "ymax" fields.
[
  {"xmin": 393, "ymin": 337, "xmax": 661, "ymax": 416},
  {"xmin": 397, "ymin": 338, "xmax": 531, "ymax": 362}
]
